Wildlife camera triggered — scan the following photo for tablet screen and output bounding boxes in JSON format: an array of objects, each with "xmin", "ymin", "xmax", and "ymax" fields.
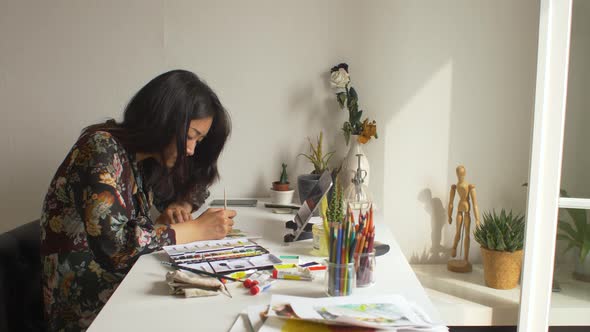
[{"xmin": 292, "ymin": 171, "xmax": 333, "ymax": 240}]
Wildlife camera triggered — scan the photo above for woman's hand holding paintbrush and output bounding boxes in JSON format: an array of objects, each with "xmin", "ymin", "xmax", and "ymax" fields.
[{"xmin": 170, "ymin": 208, "xmax": 236, "ymax": 243}]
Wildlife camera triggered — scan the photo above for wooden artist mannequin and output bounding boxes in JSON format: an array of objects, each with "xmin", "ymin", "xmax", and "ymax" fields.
[{"xmin": 447, "ymin": 165, "xmax": 480, "ymax": 273}]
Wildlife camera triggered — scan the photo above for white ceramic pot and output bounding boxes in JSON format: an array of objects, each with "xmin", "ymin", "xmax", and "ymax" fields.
[{"xmin": 270, "ymin": 189, "xmax": 295, "ymax": 205}]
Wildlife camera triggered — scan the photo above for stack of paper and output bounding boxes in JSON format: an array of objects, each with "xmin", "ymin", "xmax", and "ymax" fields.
[{"xmin": 229, "ymin": 294, "xmax": 448, "ymax": 332}]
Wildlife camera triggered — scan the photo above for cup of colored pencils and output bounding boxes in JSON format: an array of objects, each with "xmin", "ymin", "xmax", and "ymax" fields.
[
  {"xmin": 353, "ymin": 205, "xmax": 376, "ymax": 287},
  {"xmin": 325, "ymin": 206, "xmax": 359, "ymax": 296}
]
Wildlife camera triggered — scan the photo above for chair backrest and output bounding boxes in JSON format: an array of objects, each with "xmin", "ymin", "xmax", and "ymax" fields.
[{"xmin": 0, "ymin": 220, "xmax": 45, "ymax": 332}]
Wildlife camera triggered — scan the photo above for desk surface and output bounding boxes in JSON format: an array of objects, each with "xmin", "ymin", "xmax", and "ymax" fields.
[{"xmin": 88, "ymin": 200, "xmax": 438, "ymax": 332}]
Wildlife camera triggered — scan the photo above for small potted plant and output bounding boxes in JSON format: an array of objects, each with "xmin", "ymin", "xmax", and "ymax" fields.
[
  {"xmin": 270, "ymin": 163, "xmax": 294, "ymax": 204},
  {"xmin": 523, "ymin": 184, "xmax": 590, "ymax": 281},
  {"xmin": 474, "ymin": 209, "xmax": 525, "ymax": 289},
  {"xmin": 297, "ymin": 131, "xmax": 335, "ymax": 203},
  {"xmin": 557, "ymin": 190, "xmax": 590, "ymax": 282}
]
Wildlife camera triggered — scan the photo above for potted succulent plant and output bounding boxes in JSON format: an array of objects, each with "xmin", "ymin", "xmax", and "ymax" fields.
[
  {"xmin": 270, "ymin": 163, "xmax": 294, "ymax": 204},
  {"xmin": 557, "ymin": 190, "xmax": 590, "ymax": 282},
  {"xmin": 297, "ymin": 131, "xmax": 335, "ymax": 203},
  {"xmin": 523, "ymin": 184, "xmax": 590, "ymax": 282},
  {"xmin": 474, "ymin": 209, "xmax": 525, "ymax": 289}
]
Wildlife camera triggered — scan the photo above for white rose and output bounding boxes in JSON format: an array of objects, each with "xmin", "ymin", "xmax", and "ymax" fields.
[{"xmin": 330, "ymin": 68, "xmax": 350, "ymax": 90}]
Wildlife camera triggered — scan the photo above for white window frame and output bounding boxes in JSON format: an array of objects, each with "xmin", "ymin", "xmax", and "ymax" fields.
[
  {"xmin": 518, "ymin": 1, "xmax": 573, "ymax": 331},
  {"xmin": 558, "ymin": 197, "xmax": 590, "ymax": 209}
]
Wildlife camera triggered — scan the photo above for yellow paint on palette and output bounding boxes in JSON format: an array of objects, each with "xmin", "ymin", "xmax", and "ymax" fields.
[
  {"xmin": 281, "ymin": 320, "xmax": 331, "ymax": 332},
  {"xmin": 281, "ymin": 320, "xmax": 373, "ymax": 332}
]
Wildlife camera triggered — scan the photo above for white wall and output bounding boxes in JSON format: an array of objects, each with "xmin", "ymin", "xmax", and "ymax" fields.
[{"xmin": 0, "ymin": 1, "xmax": 539, "ymax": 263}]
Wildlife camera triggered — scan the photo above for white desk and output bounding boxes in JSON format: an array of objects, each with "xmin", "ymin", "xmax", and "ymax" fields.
[{"xmin": 88, "ymin": 201, "xmax": 439, "ymax": 332}]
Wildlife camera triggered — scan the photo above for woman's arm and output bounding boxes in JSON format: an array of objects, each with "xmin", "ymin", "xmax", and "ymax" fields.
[
  {"xmin": 171, "ymin": 208, "xmax": 236, "ymax": 244},
  {"xmin": 73, "ymin": 133, "xmax": 176, "ymax": 269}
]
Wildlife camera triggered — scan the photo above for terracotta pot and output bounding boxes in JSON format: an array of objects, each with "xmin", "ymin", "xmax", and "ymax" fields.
[
  {"xmin": 272, "ymin": 181, "xmax": 290, "ymax": 191},
  {"xmin": 480, "ymin": 247, "xmax": 523, "ymax": 289}
]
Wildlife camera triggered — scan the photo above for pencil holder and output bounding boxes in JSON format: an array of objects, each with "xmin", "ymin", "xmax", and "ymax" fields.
[
  {"xmin": 325, "ymin": 261, "xmax": 355, "ymax": 296},
  {"xmin": 354, "ymin": 249, "xmax": 376, "ymax": 287}
]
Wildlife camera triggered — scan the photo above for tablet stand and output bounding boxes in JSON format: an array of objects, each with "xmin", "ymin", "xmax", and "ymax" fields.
[{"xmin": 283, "ymin": 171, "xmax": 332, "ymax": 243}]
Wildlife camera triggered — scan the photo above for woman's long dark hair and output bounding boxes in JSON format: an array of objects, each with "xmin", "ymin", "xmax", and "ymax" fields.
[{"xmin": 84, "ymin": 70, "xmax": 231, "ymax": 207}]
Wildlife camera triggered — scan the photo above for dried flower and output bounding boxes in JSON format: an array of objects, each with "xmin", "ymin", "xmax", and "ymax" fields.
[
  {"xmin": 329, "ymin": 63, "xmax": 378, "ymax": 145},
  {"xmin": 358, "ymin": 119, "xmax": 378, "ymax": 144},
  {"xmin": 330, "ymin": 68, "xmax": 350, "ymax": 91}
]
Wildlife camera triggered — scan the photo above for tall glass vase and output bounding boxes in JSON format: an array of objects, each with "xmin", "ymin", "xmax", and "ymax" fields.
[{"xmin": 338, "ymin": 135, "xmax": 370, "ymax": 190}]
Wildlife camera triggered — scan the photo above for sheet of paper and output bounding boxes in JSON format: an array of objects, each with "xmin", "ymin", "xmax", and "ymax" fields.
[
  {"xmin": 246, "ymin": 304, "xmax": 268, "ymax": 332},
  {"xmin": 266, "ymin": 294, "xmax": 448, "ymax": 331},
  {"xmin": 226, "ymin": 229, "xmax": 262, "ymax": 240},
  {"xmin": 228, "ymin": 312, "xmax": 253, "ymax": 332},
  {"xmin": 259, "ymin": 316, "xmax": 378, "ymax": 332}
]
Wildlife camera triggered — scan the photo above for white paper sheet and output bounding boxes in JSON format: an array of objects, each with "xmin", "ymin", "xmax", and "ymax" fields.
[
  {"xmin": 264, "ymin": 294, "xmax": 448, "ymax": 332},
  {"xmin": 246, "ymin": 304, "xmax": 268, "ymax": 332},
  {"xmin": 228, "ymin": 312, "xmax": 253, "ymax": 332}
]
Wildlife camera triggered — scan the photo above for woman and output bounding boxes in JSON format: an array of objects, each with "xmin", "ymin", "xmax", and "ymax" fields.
[{"xmin": 40, "ymin": 70, "xmax": 236, "ymax": 331}]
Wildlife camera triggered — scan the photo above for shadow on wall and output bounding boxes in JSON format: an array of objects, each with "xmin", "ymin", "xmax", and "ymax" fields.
[
  {"xmin": 411, "ymin": 188, "xmax": 451, "ymax": 264},
  {"xmin": 352, "ymin": 0, "xmax": 537, "ymax": 263}
]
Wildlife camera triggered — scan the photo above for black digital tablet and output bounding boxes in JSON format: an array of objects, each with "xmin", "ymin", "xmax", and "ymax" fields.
[
  {"xmin": 285, "ymin": 171, "xmax": 333, "ymax": 242},
  {"xmin": 210, "ymin": 199, "xmax": 258, "ymax": 207}
]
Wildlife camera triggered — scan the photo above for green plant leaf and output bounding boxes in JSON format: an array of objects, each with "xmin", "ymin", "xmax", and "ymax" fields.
[
  {"xmin": 580, "ymin": 239, "xmax": 590, "ymax": 264},
  {"xmin": 297, "ymin": 153, "xmax": 315, "ymax": 164},
  {"xmin": 347, "ymin": 88, "xmax": 358, "ymax": 113},
  {"xmin": 582, "ymin": 227, "xmax": 590, "ymax": 262},
  {"xmin": 485, "ymin": 232, "xmax": 495, "ymax": 250},
  {"xmin": 559, "ymin": 221, "xmax": 583, "ymax": 243},
  {"xmin": 567, "ymin": 208, "xmax": 587, "ymax": 232},
  {"xmin": 322, "ymin": 151, "xmax": 335, "ymax": 168},
  {"xmin": 337, "ymin": 93, "xmax": 346, "ymax": 108},
  {"xmin": 478, "ymin": 209, "xmax": 525, "ymax": 251},
  {"xmin": 563, "ymin": 241, "xmax": 578, "ymax": 255},
  {"xmin": 342, "ymin": 123, "xmax": 352, "ymax": 145},
  {"xmin": 556, "ymin": 233, "xmax": 573, "ymax": 242},
  {"xmin": 348, "ymin": 87, "xmax": 358, "ymax": 101},
  {"xmin": 494, "ymin": 222, "xmax": 507, "ymax": 251},
  {"xmin": 352, "ymin": 110, "xmax": 363, "ymax": 125}
]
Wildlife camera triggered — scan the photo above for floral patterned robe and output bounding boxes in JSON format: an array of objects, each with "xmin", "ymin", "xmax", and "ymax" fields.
[{"xmin": 40, "ymin": 131, "xmax": 176, "ymax": 331}]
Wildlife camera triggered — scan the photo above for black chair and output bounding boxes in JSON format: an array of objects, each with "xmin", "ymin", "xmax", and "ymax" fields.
[{"xmin": 0, "ymin": 221, "xmax": 45, "ymax": 332}]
